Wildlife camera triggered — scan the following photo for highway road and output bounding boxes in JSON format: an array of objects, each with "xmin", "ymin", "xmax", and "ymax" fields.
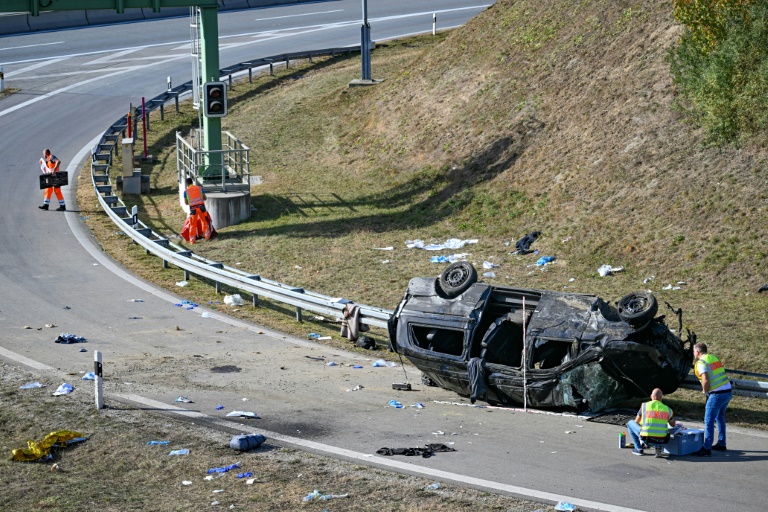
[{"xmin": 1, "ymin": 2, "xmax": 766, "ymax": 510}]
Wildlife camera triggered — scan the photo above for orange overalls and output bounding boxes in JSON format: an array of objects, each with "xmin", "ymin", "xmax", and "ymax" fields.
[
  {"xmin": 185, "ymin": 184, "xmax": 211, "ymax": 243},
  {"xmin": 40, "ymin": 154, "xmax": 65, "ymax": 207}
]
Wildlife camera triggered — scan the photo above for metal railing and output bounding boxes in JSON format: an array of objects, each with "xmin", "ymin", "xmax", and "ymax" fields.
[{"xmin": 176, "ymin": 130, "xmax": 250, "ymax": 192}]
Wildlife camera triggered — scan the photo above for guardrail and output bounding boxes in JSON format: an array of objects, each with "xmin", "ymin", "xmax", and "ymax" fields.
[
  {"xmin": 88, "ymin": 46, "xmax": 396, "ymax": 329},
  {"xmin": 88, "ymin": 46, "xmax": 768, "ymax": 399}
]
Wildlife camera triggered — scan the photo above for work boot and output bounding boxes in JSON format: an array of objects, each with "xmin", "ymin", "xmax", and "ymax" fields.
[
  {"xmin": 711, "ymin": 444, "xmax": 727, "ymax": 452},
  {"xmin": 56, "ymin": 205, "xmax": 66, "ymax": 211},
  {"xmin": 38, "ymin": 204, "xmax": 49, "ymax": 210},
  {"xmin": 692, "ymin": 448, "xmax": 711, "ymax": 457}
]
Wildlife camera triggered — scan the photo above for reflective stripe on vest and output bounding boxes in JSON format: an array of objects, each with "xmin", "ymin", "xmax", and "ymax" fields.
[
  {"xmin": 697, "ymin": 353, "xmax": 729, "ymax": 391},
  {"xmin": 187, "ymin": 185, "xmax": 204, "ymax": 207},
  {"xmin": 639, "ymin": 400, "xmax": 671, "ymax": 438},
  {"xmin": 40, "ymin": 156, "xmax": 57, "ymax": 173}
]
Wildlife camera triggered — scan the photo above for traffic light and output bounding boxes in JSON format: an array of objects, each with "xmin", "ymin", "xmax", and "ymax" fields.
[{"xmin": 203, "ymin": 81, "xmax": 227, "ymax": 118}]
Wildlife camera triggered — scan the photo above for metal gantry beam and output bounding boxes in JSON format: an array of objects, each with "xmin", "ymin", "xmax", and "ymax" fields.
[{"xmin": 0, "ymin": 1, "xmax": 219, "ymax": 15}]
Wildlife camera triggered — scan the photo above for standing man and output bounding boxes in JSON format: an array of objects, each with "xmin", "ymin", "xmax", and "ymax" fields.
[
  {"xmin": 39, "ymin": 148, "xmax": 66, "ymax": 211},
  {"xmin": 626, "ymin": 388, "xmax": 676, "ymax": 457},
  {"xmin": 183, "ymin": 177, "xmax": 211, "ymax": 243},
  {"xmin": 692, "ymin": 342, "xmax": 732, "ymax": 456}
]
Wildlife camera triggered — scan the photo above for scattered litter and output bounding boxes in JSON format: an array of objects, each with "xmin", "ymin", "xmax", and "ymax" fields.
[
  {"xmin": 326, "ymin": 361, "xmax": 338, "ymax": 366},
  {"xmin": 128, "ymin": 299, "xmax": 144, "ymax": 302},
  {"xmin": 175, "ymin": 396, "xmax": 193, "ymax": 403},
  {"xmin": 377, "ymin": 444, "xmax": 456, "ymax": 458},
  {"xmin": 169, "ymin": 449, "xmax": 190, "ymax": 456},
  {"xmin": 562, "ymin": 236, "xmax": 572, "ymax": 243},
  {"xmin": 425, "ymin": 483, "xmax": 440, "ymax": 490},
  {"xmin": 564, "ymin": 431, "xmax": 576, "ymax": 434},
  {"xmin": 373, "ymin": 246, "xmax": 394, "ymax": 251},
  {"xmin": 406, "ymin": 238, "xmax": 478, "ymax": 251},
  {"xmin": 52, "ymin": 383, "xmax": 74, "ymax": 396},
  {"xmin": 55, "ymin": 333, "xmax": 86, "ymax": 344},
  {"xmin": 536, "ymin": 256, "xmax": 555, "ymax": 266},
  {"xmin": 598, "ymin": 264, "xmax": 624, "ymax": 277},
  {"xmin": 236, "ymin": 472, "xmax": 253, "ymax": 479},
  {"xmin": 430, "ymin": 255, "xmax": 450, "ymax": 263},
  {"xmin": 307, "ymin": 332, "xmax": 320, "ymax": 339},
  {"xmin": 513, "ymin": 231, "xmax": 541, "ymax": 254},
  {"xmin": 208, "ymin": 462, "xmax": 241, "ymax": 474},
  {"xmin": 246, "ymin": 478, "xmax": 256, "ymax": 485},
  {"xmin": 230, "ymin": 434, "xmax": 266, "ymax": 451},
  {"xmin": 294, "ymin": 265, "xmax": 302, "ymax": 270},
  {"xmin": 554, "ymin": 501, "xmax": 577, "ymax": 511},
  {"xmin": 433, "ymin": 431, "xmax": 445, "ymax": 435},
  {"xmin": 19, "ymin": 381, "xmax": 44, "ymax": 389},
  {"xmin": 211, "ymin": 502, "xmax": 220, "ymax": 506},
  {"xmin": 182, "ymin": 481, "xmax": 192, "ymax": 486},
  {"xmin": 351, "ymin": 365, "xmax": 363, "ymax": 369},
  {"xmin": 45, "ymin": 323, "xmax": 56, "ymax": 328},
  {"xmin": 483, "ymin": 272, "xmax": 496, "ymax": 278},
  {"xmin": 224, "ymin": 294, "xmax": 244, "ymax": 306},
  {"xmin": 201, "ymin": 312, "xmax": 211, "ymax": 318},
  {"xmin": 678, "ymin": 281, "xmax": 687, "ymax": 285},
  {"xmin": 175, "ymin": 280, "xmax": 188, "ymax": 287},
  {"xmin": 317, "ymin": 336, "xmax": 332, "ymax": 340},
  {"xmin": 410, "ymin": 403, "xmax": 425, "ymax": 409},
  {"xmin": 242, "ymin": 397, "xmax": 249, "ymax": 401},
  {"xmin": 388, "ymin": 400, "xmax": 404, "ymax": 409},
  {"xmin": 216, "ymin": 405, "xmax": 224, "ymax": 410},
  {"xmin": 212, "ymin": 489, "xmax": 225, "ymax": 493},
  {"xmin": 226, "ymin": 411, "xmax": 259, "ymax": 418},
  {"xmin": 662, "ymin": 284, "xmax": 673, "ymax": 290},
  {"xmin": 643, "ymin": 276, "xmax": 655, "ymax": 284},
  {"xmin": 373, "ymin": 359, "xmax": 396, "ymax": 368},
  {"xmin": 24, "ymin": 326, "xmax": 32, "ymax": 329},
  {"xmin": 381, "ymin": 259, "xmax": 390, "ymax": 264},
  {"xmin": 147, "ymin": 440, "xmax": 170, "ymax": 445},
  {"xmin": 346, "ymin": 385, "xmax": 364, "ymax": 392},
  {"xmin": 51, "ymin": 463, "xmax": 60, "ymax": 471},
  {"xmin": 79, "ymin": 348, "xmax": 87, "ymax": 352},
  {"xmin": 302, "ymin": 489, "xmax": 350, "ymax": 502},
  {"xmin": 81, "ymin": 372, "xmax": 96, "ymax": 381}
]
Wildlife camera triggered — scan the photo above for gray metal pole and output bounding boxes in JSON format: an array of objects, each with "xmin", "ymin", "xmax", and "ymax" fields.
[
  {"xmin": 361, "ymin": 0, "xmax": 371, "ymax": 80},
  {"xmin": 0, "ymin": 66, "xmax": 4, "ymax": 93}
]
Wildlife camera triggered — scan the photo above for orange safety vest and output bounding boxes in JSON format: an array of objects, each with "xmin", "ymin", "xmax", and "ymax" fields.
[
  {"xmin": 639, "ymin": 400, "xmax": 672, "ymax": 438},
  {"xmin": 186, "ymin": 184, "xmax": 205, "ymax": 208},
  {"xmin": 40, "ymin": 155, "xmax": 59, "ymax": 173}
]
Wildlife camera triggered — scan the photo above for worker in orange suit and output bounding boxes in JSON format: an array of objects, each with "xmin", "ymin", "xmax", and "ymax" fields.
[
  {"xmin": 39, "ymin": 148, "xmax": 66, "ymax": 211},
  {"xmin": 183, "ymin": 177, "xmax": 211, "ymax": 243}
]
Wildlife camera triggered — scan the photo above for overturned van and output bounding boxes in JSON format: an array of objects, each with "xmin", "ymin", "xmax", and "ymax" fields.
[{"xmin": 388, "ymin": 262, "xmax": 694, "ymax": 412}]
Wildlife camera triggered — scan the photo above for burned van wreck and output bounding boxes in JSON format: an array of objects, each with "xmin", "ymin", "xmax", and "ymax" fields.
[{"xmin": 388, "ymin": 262, "xmax": 694, "ymax": 412}]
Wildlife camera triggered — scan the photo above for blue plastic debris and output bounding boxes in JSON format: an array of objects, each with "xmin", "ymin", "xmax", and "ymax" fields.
[
  {"xmin": 81, "ymin": 372, "xmax": 96, "ymax": 380},
  {"xmin": 388, "ymin": 400, "xmax": 404, "ymax": 409},
  {"xmin": 536, "ymin": 255, "xmax": 555, "ymax": 266},
  {"xmin": 147, "ymin": 440, "xmax": 170, "ymax": 445},
  {"xmin": 207, "ymin": 462, "xmax": 241, "ymax": 474},
  {"xmin": 215, "ymin": 405, "xmax": 224, "ymax": 410},
  {"xmin": 237, "ymin": 472, "xmax": 253, "ymax": 479},
  {"xmin": 554, "ymin": 501, "xmax": 577, "ymax": 511}
]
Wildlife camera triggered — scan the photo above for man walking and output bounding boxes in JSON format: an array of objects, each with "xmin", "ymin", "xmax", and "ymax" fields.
[
  {"xmin": 183, "ymin": 177, "xmax": 211, "ymax": 243},
  {"xmin": 626, "ymin": 388, "xmax": 676, "ymax": 457},
  {"xmin": 692, "ymin": 342, "xmax": 732, "ymax": 456},
  {"xmin": 39, "ymin": 148, "xmax": 66, "ymax": 211}
]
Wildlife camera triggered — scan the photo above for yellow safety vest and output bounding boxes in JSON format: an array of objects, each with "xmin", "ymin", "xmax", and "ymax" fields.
[
  {"xmin": 695, "ymin": 353, "xmax": 729, "ymax": 391},
  {"xmin": 639, "ymin": 400, "xmax": 671, "ymax": 438}
]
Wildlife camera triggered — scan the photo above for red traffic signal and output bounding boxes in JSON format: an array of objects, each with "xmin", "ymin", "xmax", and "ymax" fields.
[{"xmin": 203, "ymin": 81, "xmax": 227, "ymax": 118}]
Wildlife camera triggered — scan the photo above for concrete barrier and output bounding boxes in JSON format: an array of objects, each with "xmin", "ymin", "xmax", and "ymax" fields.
[
  {"xmin": 0, "ymin": 13, "xmax": 30, "ymax": 35},
  {"xmin": 207, "ymin": 191, "xmax": 251, "ymax": 229},
  {"xmin": 222, "ymin": 0, "xmax": 251, "ymax": 10},
  {"xmin": 28, "ymin": 10, "xmax": 88, "ymax": 32},
  {"xmin": 142, "ymin": 7, "xmax": 191, "ymax": 20},
  {"xmin": 85, "ymin": 9, "xmax": 144, "ymax": 26}
]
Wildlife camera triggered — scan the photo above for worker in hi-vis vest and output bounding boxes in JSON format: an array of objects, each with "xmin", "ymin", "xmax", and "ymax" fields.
[
  {"xmin": 183, "ymin": 177, "xmax": 211, "ymax": 243},
  {"xmin": 691, "ymin": 342, "xmax": 732, "ymax": 456},
  {"xmin": 39, "ymin": 148, "xmax": 66, "ymax": 211},
  {"xmin": 626, "ymin": 388, "xmax": 676, "ymax": 456}
]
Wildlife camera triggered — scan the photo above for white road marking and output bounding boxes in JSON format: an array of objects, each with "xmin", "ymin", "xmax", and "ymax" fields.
[
  {"xmin": 253, "ymin": 9, "xmax": 344, "ymax": 22},
  {"xmin": 83, "ymin": 47, "xmax": 141, "ymax": 65},
  {"xmin": 0, "ymin": 346, "xmax": 54, "ymax": 372},
  {"xmin": 3, "ymin": 57, "xmax": 69, "ymax": 77},
  {"xmin": 0, "ymin": 41, "xmax": 63, "ymax": 52}
]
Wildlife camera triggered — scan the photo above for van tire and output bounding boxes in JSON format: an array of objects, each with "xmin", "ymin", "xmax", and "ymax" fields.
[{"xmin": 438, "ymin": 262, "xmax": 478, "ymax": 298}]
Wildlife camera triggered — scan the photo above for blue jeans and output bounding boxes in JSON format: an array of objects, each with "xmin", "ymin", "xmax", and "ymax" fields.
[
  {"xmin": 704, "ymin": 391, "xmax": 732, "ymax": 449},
  {"xmin": 627, "ymin": 420, "xmax": 643, "ymax": 450}
]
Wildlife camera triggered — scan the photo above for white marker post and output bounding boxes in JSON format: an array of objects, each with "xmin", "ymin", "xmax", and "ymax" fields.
[
  {"xmin": 132, "ymin": 205, "xmax": 138, "ymax": 229},
  {"xmin": 94, "ymin": 350, "xmax": 103, "ymax": 409},
  {"xmin": 432, "ymin": 13, "xmax": 437, "ymax": 36},
  {"xmin": 522, "ymin": 297, "xmax": 527, "ymax": 411},
  {"xmin": 167, "ymin": 75, "xmax": 172, "ymax": 91}
]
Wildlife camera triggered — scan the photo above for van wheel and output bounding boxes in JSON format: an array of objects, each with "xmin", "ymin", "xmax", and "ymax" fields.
[
  {"xmin": 438, "ymin": 262, "xmax": 478, "ymax": 298},
  {"xmin": 618, "ymin": 291, "xmax": 658, "ymax": 327},
  {"xmin": 421, "ymin": 374, "xmax": 437, "ymax": 387}
]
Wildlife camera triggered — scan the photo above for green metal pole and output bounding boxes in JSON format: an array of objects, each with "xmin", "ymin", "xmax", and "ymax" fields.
[{"xmin": 199, "ymin": 5, "xmax": 222, "ymax": 180}]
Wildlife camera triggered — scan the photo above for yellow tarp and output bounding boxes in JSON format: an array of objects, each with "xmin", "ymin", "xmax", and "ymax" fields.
[{"xmin": 11, "ymin": 430, "xmax": 85, "ymax": 462}]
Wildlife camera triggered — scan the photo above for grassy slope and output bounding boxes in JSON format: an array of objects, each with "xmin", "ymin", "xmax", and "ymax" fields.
[{"xmin": 80, "ymin": 2, "xmax": 767, "ymax": 375}]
